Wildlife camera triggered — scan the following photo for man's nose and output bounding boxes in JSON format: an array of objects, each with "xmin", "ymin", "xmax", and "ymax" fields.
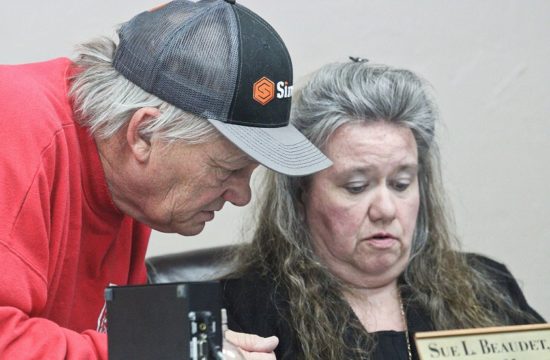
[{"xmin": 222, "ymin": 164, "xmax": 258, "ymax": 207}]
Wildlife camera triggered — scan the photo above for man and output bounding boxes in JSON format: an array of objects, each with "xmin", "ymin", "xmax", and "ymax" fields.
[{"xmin": 0, "ymin": 0, "xmax": 331, "ymax": 358}]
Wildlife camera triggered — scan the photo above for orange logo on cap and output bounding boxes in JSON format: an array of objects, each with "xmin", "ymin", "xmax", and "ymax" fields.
[
  {"xmin": 253, "ymin": 77, "xmax": 275, "ymax": 105},
  {"xmin": 148, "ymin": 2, "xmax": 169, "ymax": 12}
]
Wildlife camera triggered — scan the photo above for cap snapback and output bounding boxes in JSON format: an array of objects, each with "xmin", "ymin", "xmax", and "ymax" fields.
[{"xmin": 113, "ymin": 0, "xmax": 331, "ymax": 176}]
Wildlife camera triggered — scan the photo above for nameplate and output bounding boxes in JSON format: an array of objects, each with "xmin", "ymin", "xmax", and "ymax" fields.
[{"xmin": 414, "ymin": 323, "xmax": 550, "ymax": 360}]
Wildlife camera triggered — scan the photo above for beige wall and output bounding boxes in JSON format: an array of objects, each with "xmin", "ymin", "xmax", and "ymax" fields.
[{"xmin": 3, "ymin": 0, "xmax": 548, "ymax": 320}]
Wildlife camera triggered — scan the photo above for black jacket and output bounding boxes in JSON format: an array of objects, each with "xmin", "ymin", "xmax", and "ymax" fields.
[{"xmin": 222, "ymin": 254, "xmax": 544, "ymax": 360}]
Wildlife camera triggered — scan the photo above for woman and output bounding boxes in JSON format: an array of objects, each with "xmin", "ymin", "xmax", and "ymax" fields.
[{"xmin": 222, "ymin": 60, "xmax": 544, "ymax": 360}]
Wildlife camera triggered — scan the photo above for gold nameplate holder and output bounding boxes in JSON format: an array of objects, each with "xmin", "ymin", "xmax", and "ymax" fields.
[{"xmin": 415, "ymin": 323, "xmax": 550, "ymax": 360}]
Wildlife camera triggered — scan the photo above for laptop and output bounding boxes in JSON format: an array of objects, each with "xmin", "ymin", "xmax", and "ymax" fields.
[{"xmin": 105, "ymin": 281, "xmax": 224, "ymax": 360}]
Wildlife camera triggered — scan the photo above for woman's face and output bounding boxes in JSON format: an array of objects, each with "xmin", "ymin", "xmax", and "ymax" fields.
[{"xmin": 303, "ymin": 121, "xmax": 420, "ymax": 289}]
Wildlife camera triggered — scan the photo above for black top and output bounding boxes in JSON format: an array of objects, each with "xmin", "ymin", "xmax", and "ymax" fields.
[{"xmin": 222, "ymin": 254, "xmax": 545, "ymax": 360}]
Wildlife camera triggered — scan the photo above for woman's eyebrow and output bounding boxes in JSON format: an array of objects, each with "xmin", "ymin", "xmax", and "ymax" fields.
[
  {"xmin": 397, "ymin": 163, "xmax": 419, "ymax": 172},
  {"xmin": 336, "ymin": 163, "xmax": 418, "ymax": 177}
]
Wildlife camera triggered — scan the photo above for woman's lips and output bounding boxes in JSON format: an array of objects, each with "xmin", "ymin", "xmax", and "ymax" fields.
[{"xmin": 365, "ymin": 233, "xmax": 398, "ymax": 249}]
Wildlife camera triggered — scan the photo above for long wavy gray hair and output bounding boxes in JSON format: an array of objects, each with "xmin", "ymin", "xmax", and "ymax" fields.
[
  {"xmin": 70, "ymin": 36, "xmax": 219, "ymax": 144},
  {"xmin": 233, "ymin": 61, "xmax": 537, "ymax": 359}
]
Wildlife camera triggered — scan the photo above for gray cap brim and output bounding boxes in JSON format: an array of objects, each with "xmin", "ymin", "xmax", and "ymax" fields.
[{"xmin": 208, "ymin": 119, "xmax": 332, "ymax": 176}]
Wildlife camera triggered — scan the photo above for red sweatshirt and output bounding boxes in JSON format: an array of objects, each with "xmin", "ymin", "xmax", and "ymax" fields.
[{"xmin": 0, "ymin": 58, "xmax": 151, "ymax": 359}]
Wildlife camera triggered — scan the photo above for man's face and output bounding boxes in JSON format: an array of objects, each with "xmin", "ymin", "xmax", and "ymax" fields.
[{"xmin": 127, "ymin": 135, "xmax": 258, "ymax": 235}]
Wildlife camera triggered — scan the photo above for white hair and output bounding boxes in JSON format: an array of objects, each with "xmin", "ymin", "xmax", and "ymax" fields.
[{"xmin": 70, "ymin": 36, "xmax": 219, "ymax": 144}]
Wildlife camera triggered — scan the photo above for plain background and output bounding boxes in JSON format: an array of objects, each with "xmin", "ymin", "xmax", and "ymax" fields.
[{"xmin": 2, "ymin": 0, "xmax": 548, "ymax": 320}]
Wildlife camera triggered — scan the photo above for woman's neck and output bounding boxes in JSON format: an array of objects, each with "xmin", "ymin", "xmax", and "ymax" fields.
[{"xmin": 344, "ymin": 280, "xmax": 405, "ymax": 333}]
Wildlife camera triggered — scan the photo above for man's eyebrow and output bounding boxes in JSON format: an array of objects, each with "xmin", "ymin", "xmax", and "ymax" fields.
[{"xmin": 217, "ymin": 153, "xmax": 256, "ymax": 166}]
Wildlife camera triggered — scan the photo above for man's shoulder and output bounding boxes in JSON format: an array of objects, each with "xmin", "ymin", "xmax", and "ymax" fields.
[
  {"xmin": 0, "ymin": 57, "xmax": 72, "ymax": 92},
  {"xmin": 0, "ymin": 58, "xmax": 76, "ymax": 146},
  {"xmin": 0, "ymin": 57, "xmax": 73, "ymax": 121}
]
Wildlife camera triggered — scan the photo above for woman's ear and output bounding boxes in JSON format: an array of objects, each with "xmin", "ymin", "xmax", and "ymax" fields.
[
  {"xmin": 126, "ymin": 107, "xmax": 160, "ymax": 163},
  {"xmin": 297, "ymin": 179, "xmax": 309, "ymax": 220}
]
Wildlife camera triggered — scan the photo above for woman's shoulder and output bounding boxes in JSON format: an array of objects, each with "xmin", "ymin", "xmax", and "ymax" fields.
[
  {"xmin": 221, "ymin": 270, "xmax": 302, "ymax": 359},
  {"xmin": 463, "ymin": 252, "xmax": 509, "ymax": 273},
  {"xmin": 221, "ymin": 269, "xmax": 289, "ymax": 335},
  {"xmin": 462, "ymin": 252, "xmax": 523, "ymax": 292},
  {"xmin": 462, "ymin": 252, "xmax": 545, "ymax": 323},
  {"xmin": 222, "ymin": 269, "xmax": 278, "ymax": 303}
]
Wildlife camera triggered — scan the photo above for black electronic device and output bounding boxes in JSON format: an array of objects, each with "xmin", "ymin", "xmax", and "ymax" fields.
[{"xmin": 105, "ymin": 281, "xmax": 223, "ymax": 360}]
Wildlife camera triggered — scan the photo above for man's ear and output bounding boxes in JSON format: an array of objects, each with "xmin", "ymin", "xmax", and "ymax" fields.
[{"xmin": 126, "ymin": 107, "xmax": 160, "ymax": 163}]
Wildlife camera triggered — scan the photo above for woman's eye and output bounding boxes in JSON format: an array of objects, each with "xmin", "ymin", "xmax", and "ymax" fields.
[
  {"xmin": 392, "ymin": 180, "xmax": 410, "ymax": 192},
  {"xmin": 345, "ymin": 183, "xmax": 367, "ymax": 194}
]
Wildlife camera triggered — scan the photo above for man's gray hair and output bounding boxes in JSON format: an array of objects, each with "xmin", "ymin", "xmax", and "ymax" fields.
[{"xmin": 70, "ymin": 36, "xmax": 219, "ymax": 143}]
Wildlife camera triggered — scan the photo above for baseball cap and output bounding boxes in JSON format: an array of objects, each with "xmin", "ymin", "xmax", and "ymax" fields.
[{"xmin": 112, "ymin": 0, "xmax": 332, "ymax": 176}]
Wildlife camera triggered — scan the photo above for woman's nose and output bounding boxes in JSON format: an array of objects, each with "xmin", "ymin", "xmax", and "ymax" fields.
[{"xmin": 367, "ymin": 186, "xmax": 397, "ymax": 223}]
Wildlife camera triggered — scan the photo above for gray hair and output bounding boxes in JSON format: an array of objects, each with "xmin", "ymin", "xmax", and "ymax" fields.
[
  {"xmin": 70, "ymin": 36, "xmax": 219, "ymax": 143},
  {"xmin": 279, "ymin": 62, "xmax": 440, "ymax": 262}
]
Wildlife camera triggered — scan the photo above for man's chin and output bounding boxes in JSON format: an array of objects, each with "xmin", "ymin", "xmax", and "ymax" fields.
[
  {"xmin": 149, "ymin": 221, "xmax": 207, "ymax": 236},
  {"xmin": 176, "ymin": 222, "xmax": 207, "ymax": 236}
]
